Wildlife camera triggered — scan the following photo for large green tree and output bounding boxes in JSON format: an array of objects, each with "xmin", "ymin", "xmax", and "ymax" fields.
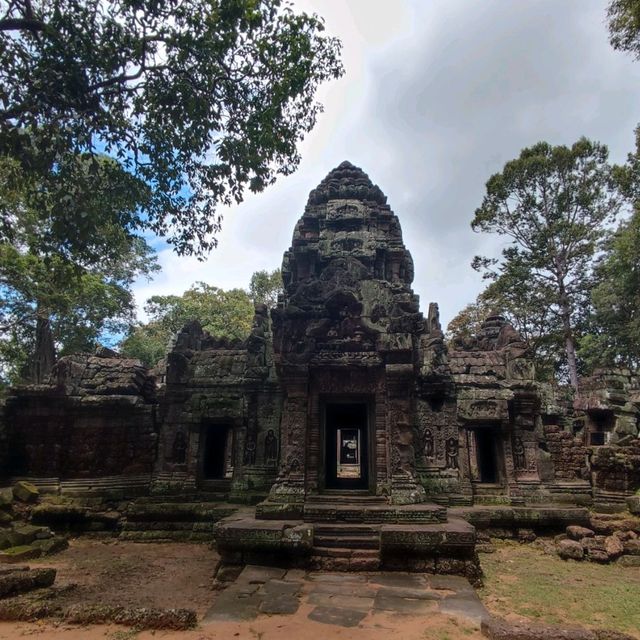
[
  {"xmin": 0, "ymin": 154, "xmax": 158, "ymax": 384},
  {"xmin": 580, "ymin": 207, "xmax": 640, "ymax": 371},
  {"xmin": 0, "ymin": 0, "xmax": 343, "ymax": 255},
  {"xmin": 120, "ymin": 282, "xmax": 254, "ymax": 366},
  {"xmin": 471, "ymin": 139, "xmax": 621, "ymax": 389}
]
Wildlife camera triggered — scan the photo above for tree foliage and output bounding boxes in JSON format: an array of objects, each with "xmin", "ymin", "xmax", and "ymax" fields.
[
  {"xmin": 249, "ymin": 268, "xmax": 283, "ymax": 307},
  {"xmin": 0, "ymin": 154, "xmax": 158, "ymax": 384},
  {"xmin": 120, "ymin": 282, "xmax": 255, "ymax": 366},
  {"xmin": 580, "ymin": 208, "xmax": 640, "ymax": 371},
  {"xmin": 608, "ymin": 0, "xmax": 640, "ymax": 59},
  {"xmin": 471, "ymin": 139, "xmax": 621, "ymax": 388},
  {"xmin": 0, "ymin": 0, "xmax": 343, "ymax": 256}
]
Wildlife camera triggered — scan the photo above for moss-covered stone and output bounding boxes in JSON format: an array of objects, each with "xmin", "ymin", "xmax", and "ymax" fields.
[
  {"xmin": 12, "ymin": 481, "xmax": 39, "ymax": 503},
  {"xmin": 32, "ymin": 536, "xmax": 69, "ymax": 556},
  {"xmin": 0, "ymin": 545, "xmax": 42, "ymax": 563}
]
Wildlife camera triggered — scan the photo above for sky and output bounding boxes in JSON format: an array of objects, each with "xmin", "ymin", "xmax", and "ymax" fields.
[{"xmin": 131, "ymin": 0, "xmax": 640, "ymax": 329}]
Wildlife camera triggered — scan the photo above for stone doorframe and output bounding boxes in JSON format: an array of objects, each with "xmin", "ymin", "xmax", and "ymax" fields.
[{"xmin": 317, "ymin": 395, "xmax": 376, "ymax": 494}]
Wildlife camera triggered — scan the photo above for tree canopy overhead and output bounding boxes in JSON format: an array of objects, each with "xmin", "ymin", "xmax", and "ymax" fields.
[
  {"xmin": 0, "ymin": 0, "xmax": 344, "ymax": 255},
  {"xmin": 608, "ymin": 0, "xmax": 640, "ymax": 59},
  {"xmin": 471, "ymin": 139, "xmax": 622, "ymax": 388}
]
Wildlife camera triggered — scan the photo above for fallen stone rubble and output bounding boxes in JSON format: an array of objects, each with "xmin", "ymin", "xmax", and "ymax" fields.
[{"xmin": 555, "ymin": 514, "xmax": 640, "ymax": 565}]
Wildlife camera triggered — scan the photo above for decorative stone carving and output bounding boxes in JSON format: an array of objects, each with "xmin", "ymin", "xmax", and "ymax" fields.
[
  {"xmin": 446, "ymin": 437, "xmax": 459, "ymax": 469},
  {"xmin": 172, "ymin": 429, "xmax": 187, "ymax": 464}
]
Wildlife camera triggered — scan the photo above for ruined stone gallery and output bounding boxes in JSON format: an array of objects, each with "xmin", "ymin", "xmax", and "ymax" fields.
[{"xmin": 2, "ymin": 162, "xmax": 639, "ymax": 577}]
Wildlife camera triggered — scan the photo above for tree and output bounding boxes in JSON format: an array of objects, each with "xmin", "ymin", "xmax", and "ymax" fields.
[
  {"xmin": 0, "ymin": 0, "xmax": 343, "ymax": 255},
  {"xmin": 446, "ymin": 298, "xmax": 494, "ymax": 345},
  {"xmin": 249, "ymin": 268, "xmax": 283, "ymax": 307},
  {"xmin": 580, "ymin": 208, "xmax": 640, "ymax": 371},
  {"xmin": 120, "ymin": 282, "xmax": 254, "ymax": 366},
  {"xmin": 471, "ymin": 139, "xmax": 621, "ymax": 389},
  {"xmin": 0, "ymin": 155, "xmax": 158, "ymax": 384},
  {"xmin": 608, "ymin": 0, "xmax": 640, "ymax": 59}
]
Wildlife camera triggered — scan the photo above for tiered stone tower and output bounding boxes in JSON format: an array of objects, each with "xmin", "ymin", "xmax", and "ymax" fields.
[{"xmin": 267, "ymin": 160, "xmax": 430, "ymax": 505}]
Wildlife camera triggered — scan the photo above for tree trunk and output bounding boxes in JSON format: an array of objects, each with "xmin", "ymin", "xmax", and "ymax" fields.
[
  {"xmin": 29, "ymin": 314, "xmax": 56, "ymax": 383},
  {"xmin": 558, "ymin": 284, "xmax": 579, "ymax": 390}
]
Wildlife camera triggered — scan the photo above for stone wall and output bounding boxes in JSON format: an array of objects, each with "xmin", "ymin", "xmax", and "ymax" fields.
[
  {"xmin": 2, "ymin": 352, "xmax": 157, "ymax": 484},
  {"xmin": 153, "ymin": 309, "xmax": 282, "ymax": 501},
  {"xmin": 543, "ymin": 424, "xmax": 587, "ymax": 480}
]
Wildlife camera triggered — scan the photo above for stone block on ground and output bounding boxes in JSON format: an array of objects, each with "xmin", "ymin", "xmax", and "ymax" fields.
[
  {"xmin": 0, "ymin": 567, "xmax": 56, "ymax": 598},
  {"xmin": 481, "ymin": 615, "xmax": 636, "ymax": 640},
  {"xmin": 557, "ymin": 539, "xmax": 584, "ymax": 561},
  {"xmin": 618, "ymin": 555, "xmax": 640, "ymax": 567},
  {"xmin": 566, "ymin": 525, "xmax": 594, "ymax": 541},
  {"xmin": 12, "ymin": 482, "xmax": 39, "ymax": 504},
  {"xmin": 0, "ymin": 511, "xmax": 12, "ymax": 526},
  {"xmin": 626, "ymin": 495, "xmax": 640, "ymax": 516},
  {"xmin": 10, "ymin": 525, "xmax": 51, "ymax": 546},
  {"xmin": 603, "ymin": 535, "xmax": 623, "ymax": 560},
  {"xmin": 0, "ymin": 545, "xmax": 42, "ymax": 563},
  {"xmin": 32, "ymin": 536, "xmax": 69, "ymax": 556},
  {"xmin": 0, "ymin": 491, "xmax": 12, "ymax": 509}
]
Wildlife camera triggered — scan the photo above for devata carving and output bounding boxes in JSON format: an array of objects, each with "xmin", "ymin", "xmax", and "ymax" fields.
[
  {"xmin": 445, "ymin": 437, "xmax": 459, "ymax": 469},
  {"xmin": 513, "ymin": 436, "xmax": 526, "ymax": 470},
  {"xmin": 171, "ymin": 429, "xmax": 187, "ymax": 464},
  {"xmin": 264, "ymin": 429, "xmax": 278, "ymax": 465}
]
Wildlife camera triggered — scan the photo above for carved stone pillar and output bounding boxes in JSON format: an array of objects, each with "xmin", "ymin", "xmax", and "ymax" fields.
[
  {"xmin": 386, "ymin": 363, "xmax": 426, "ymax": 504},
  {"xmin": 268, "ymin": 366, "xmax": 309, "ymax": 503}
]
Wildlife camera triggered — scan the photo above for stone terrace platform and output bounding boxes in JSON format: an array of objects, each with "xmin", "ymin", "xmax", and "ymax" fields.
[{"xmin": 214, "ymin": 496, "xmax": 481, "ymax": 584}]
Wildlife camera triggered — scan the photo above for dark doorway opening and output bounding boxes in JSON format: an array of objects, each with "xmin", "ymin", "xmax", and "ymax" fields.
[
  {"xmin": 325, "ymin": 403, "xmax": 369, "ymax": 491},
  {"xmin": 474, "ymin": 428, "xmax": 499, "ymax": 483},
  {"xmin": 202, "ymin": 425, "xmax": 230, "ymax": 480}
]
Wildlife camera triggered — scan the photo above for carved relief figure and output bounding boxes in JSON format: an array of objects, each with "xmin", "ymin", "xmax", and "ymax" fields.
[
  {"xmin": 243, "ymin": 433, "xmax": 256, "ymax": 465},
  {"xmin": 513, "ymin": 436, "xmax": 526, "ymax": 470},
  {"xmin": 445, "ymin": 437, "xmax": 459, "ymax": 469},
  {"xmin": 423, "ymin": 429, "xmax": 434, "ymax": 458},
  {"xmin": 264, "ymin": 429, "xmax": 278, "ymax": 465},
  {"xmin": 172, "ymin": 429, "xmax": 187, "ymax": 464}
]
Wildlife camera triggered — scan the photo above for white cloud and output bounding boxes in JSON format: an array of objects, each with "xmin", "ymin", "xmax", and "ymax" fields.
[{"xmin": 132, "ymin": 0, "xmax": 640, "ymax": 328}]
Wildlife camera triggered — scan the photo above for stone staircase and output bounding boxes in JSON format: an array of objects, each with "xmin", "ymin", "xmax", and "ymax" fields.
[
  {"xmin": 310, "ymin": 523, "xmax": 381, "ymax": 570},
  {"xmin": 213, "ymin": 490, "xmax": 481, "ymax": 583}
]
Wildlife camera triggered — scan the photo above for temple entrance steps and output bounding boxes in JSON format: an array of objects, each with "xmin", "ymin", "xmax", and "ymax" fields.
[
  {"xmin": 313, "ymin": 523, "xmax": 380, "ymax": 549},
  {"xmin": 311, "ymin": 523, "xmax": 381, "ymax": 570}
]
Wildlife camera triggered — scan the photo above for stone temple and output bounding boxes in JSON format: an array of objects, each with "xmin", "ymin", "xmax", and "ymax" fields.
[{"xmin": 2, "ymin": 161, "xmax": 639, "ymax": 581}]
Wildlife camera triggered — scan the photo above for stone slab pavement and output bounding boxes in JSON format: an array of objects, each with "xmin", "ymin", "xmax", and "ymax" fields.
[{"xmin": 203, "ymin": 567, "xmax": 489, "ymax": 628}]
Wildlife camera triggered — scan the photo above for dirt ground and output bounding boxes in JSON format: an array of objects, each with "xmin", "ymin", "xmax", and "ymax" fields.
[
  {"xmin": 1, "ymin": 537, "xmax": 638, "ymax": 640},
  {"xmin": 0, "ymin": 539, "xmax": 483, "ymax": 640},
  {"xmin": 25, "ymin": 538, "xmax": 217, "ymax": 616}
]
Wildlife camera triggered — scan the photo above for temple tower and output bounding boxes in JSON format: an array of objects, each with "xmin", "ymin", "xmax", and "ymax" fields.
[{"xmin": 268, "ymin": 161, "xmax": 427, "ymax": 505}]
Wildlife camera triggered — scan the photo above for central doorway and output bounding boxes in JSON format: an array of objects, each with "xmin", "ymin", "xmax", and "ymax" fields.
[{"xmin": 324, "ymin": 403, "xmax": 369, "ymax": 490}]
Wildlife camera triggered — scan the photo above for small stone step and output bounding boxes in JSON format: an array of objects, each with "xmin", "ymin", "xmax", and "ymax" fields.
[
  {"xmin": 313, "ymin": 535, "xmax": 379, "ymax": 549},
  {"xmin": 309, "ymin": 550, "xmax": 380, "ymax": 571},
  {"xmin": 314, "ymin": 524, "xmax": 380, "ymax": 536},
  {"xmin": 312, "ymin": 546, "xmax": 378, "ymax": 558},
  {"xmin": 307, "ymin": 492, "xmax": 387, "ymax": 504}
]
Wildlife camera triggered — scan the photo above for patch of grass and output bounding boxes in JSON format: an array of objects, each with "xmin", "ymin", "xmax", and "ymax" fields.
[
  {"xmin": 107, "ymin": 630, "xmax": 139, "ymax": 640},
  {"xmin": 479, "ymin": 540, "xmax": 640, "ymax": 637}
]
